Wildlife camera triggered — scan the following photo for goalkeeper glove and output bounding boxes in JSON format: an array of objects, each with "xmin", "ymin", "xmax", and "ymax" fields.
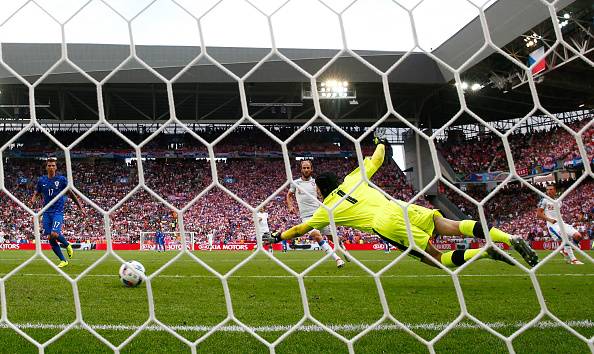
[
  {"xmin": 262, "ymin": 231, "xmax": 283, "ymax": 245},
  {"xmin": 373, "ymin": 127, "xmax": 388, "ymax": 146}
]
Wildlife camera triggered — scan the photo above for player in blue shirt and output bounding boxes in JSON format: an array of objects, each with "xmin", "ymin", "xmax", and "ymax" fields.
[
  {"xmin": 155, "ymin": 230, "xmax": 165, "ymax": 252},
  {"xmin": 159, "ymin": 230, "xmax": 167, "ymax": 252},
  {"xmin": 382, "ymin": 238, "xmax": 391, "ymax": 253},
  {"xmin": 154, "ymin": 232, "xmax": 160, "ymax": 252},
  {"xmin": 28, "ymin": 158, "xmax": 86, "ymax": 268},
  {"xmin": 282, "ymin": 239, "xmax": 288, "ymax": 252}
]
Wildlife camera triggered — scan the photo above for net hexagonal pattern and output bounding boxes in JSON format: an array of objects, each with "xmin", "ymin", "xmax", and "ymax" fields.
[{"xmin": 1, "ymin": 1, "xmax": 593, "ymax": 353}]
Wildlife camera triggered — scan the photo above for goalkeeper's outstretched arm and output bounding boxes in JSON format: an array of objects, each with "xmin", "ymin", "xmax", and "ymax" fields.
[
  {"xmin": 371, "ymin": 127, "xmax": 387, "ymax": 170},
  {"xmin": 370, "ymin": 144, "xmax": 385, "ymax": 171}
]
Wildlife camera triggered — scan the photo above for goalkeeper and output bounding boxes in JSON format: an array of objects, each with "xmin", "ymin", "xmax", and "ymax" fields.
[{"xmin": 264, "ymin": 129, "xmax": 539, "ymax": 268}]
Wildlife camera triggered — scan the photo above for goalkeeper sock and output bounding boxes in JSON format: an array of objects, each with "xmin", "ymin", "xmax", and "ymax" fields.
[
  {"xmin": 441, "ymin": 249, "xmax": 488, "ymax": 268},
  {"xmin": 319, "ymin": 240, "xmax": 339, "ymax": 261},
  {"xmin": 459, "ymin": 220, "xmax": 512, "ymax": 246}
]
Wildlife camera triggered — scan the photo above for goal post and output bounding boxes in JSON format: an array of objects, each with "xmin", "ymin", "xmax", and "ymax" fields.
[{"xmin": 139, "ymin": 231, "xmax": 195, "ymax": 251}]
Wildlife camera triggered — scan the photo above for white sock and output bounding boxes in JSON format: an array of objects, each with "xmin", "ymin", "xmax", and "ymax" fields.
[
  {"xmin": 320, "ymin": 241, "xmax": 339, "ymax": 261},
  {"xmin": 564, "ymin": 245, "xmax": 576, "ymax": 260}
]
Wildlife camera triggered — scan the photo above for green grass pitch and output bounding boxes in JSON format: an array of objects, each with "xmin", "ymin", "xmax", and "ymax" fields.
[{"xmin": 0, "ymin": 249, "xmax": 592, "ymax": 353}]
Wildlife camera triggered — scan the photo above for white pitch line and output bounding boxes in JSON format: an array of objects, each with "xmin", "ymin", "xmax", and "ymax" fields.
[
  {"xmin": 1, "ymin": 320, "xmax": 593, "ymax": 332},
  {"xmin": 2, "ymin": 273, "xmax": 594, "ymax": 278}
]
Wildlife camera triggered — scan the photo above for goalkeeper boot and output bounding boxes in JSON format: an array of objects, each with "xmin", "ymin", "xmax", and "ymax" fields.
[
  {"xmin": 571, "ymin": 259, "xmax": 584, "ymax": 265},
  {"xmin": 510, "ymin": 236, "xmax": 539, "ymax": 267},
  {"xmin": 560, "ymin": 249, "xmax": 571, "ymax": 264},
  {"xmin": 58, "ymin": 260, "xmax": 69, "ymax": 268},
  {"xmin": 486, "ymin": 247, "xmax": 515, "ymax": 266},
  {"xmin": 66, "ymin": 245, "xmax": 73, "ymax": 259},
  {"xmin": 336, "ymin": 258, "xmax": 345, "ymax": 269}
]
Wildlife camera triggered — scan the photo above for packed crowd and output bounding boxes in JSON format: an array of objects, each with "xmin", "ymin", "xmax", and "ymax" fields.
[
  {"xmin": 1, "ymin": 156, "xmax": 433, "ymax": 245},
  {"xmin": 5, "ymin": 118, "xmax": 593, "ymax": 247},
  {"xmin": 437, "ymin": 117, "xmax": 594, "ymax": 174},
  {"xmin": 442, "ymin": 178, "xmax": 594, "ymax": 241}
]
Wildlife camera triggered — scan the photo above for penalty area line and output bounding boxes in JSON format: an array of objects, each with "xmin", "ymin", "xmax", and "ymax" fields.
[{"xmin": 2, "ymin": 320, "xmax": 594, "ymax": 332}]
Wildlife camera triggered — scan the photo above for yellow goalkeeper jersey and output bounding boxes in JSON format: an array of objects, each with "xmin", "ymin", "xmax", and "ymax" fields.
[{"xmin": 306, "ymin": 157, "xmax": 390, "ymax": 233}]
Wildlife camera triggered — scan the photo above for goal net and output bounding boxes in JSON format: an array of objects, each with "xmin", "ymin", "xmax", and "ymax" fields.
[
  {"xmin": 0, "ymin": 1, "xmax": 592, "ymax": 353},
  {"xmin": 140, "ymin": 232, "xmax": 195, "ymax": 251}
]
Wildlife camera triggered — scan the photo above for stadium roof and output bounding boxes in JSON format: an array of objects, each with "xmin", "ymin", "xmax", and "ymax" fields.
[{"xmin": 0, "ymin": 0, "xmax": 591, "ymax": 130}]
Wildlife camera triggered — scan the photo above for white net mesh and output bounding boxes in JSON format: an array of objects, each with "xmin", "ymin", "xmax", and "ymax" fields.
[
  {"xmin": 1, "ymin": 0, "xmax": 593, "ymax": 353},
  {"xmin": 140, "ymin": 232, "xmax": 195, "ymax": 251}
]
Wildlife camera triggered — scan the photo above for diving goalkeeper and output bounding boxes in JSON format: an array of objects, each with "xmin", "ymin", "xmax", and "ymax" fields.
[{"xmin": 264, "ymin": 129, "xmax": 539, "ymax": 268}]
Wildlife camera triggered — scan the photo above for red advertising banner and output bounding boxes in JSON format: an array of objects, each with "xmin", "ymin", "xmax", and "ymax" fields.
[
  {"xmin": 2, "ymin": 241, "xmax": 590, "ymax": 251},
  {"xmin": 530, "ymin": 240, "xmax": 591, "ymax": 251},
  {"xmin": 517, "ymin": 167, "xmax": 529, "ymax": 176},
  {"xmin": 95, "ymin": 243, "xmax": 140, "ymax": 250},
  {"xmin": 195, "ymin": 243, "xmax": 253, "ymax": 251},
  {"xmin": 0, "ymin": 243, "xmax": 50, "ymax": 250}
]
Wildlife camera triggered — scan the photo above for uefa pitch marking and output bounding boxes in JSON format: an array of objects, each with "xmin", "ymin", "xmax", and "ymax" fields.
[{"xmin": 2, "ymin": 320, "xmax": 594, "ymax": 332}]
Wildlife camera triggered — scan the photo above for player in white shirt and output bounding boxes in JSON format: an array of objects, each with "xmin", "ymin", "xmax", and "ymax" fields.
[
  {"xmin": 257, "ymin": 210, "xmax": 273, "ymax": 255},
  {"xmin": 537, "ymin": 184, "xmax": 584, "ymax": 265},
  {"xmin": 207, "ymin": 232, "xmax": 214, "ymax": 252},
  {"xmin": 0, "ymin": 230, "xmax": 5, "ymax": 251},
  {"xmin": 286, "ymin": 160, "xmax": 348, "ymax": 268}
]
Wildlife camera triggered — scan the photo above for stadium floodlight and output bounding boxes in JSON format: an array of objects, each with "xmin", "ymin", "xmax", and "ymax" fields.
[
  {"xmin": 524, "ymin": 33, "xmax": 542, "ymax": 47},
  {"xmin": 471, "ymin": 83, "xmax": 483, "ymax": 91},
  {"xmin": 301, "ymin": 81, "xmax": 356, "ymax": 100},
  {"xmin": 558, "ymin": 18, "xmax": 569, "ymax": 28}
]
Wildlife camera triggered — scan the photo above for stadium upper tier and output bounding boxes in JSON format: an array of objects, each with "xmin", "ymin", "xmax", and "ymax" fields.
[{"xmin": 1, "ymin": 126, "xmax": 379, "ymax": 156}]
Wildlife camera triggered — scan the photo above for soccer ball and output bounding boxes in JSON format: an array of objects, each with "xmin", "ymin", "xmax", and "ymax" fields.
[{"xmin": 119, "ymin": 260, "xmax": 146, "ymax": 286}]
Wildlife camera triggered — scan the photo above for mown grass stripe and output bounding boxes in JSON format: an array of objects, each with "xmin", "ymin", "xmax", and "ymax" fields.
[{"xmin": 2, "ymin": 320, "xmax": 593, "ymax": 332}]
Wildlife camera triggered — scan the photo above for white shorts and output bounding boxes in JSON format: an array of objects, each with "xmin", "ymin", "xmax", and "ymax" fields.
[
  {"xmin": 301, "ymin": 215, "xmax": 332, "ymax": 236},
  {"xmin": 548, "ymin": 222, "xmax": 579, "ymax": 241}
]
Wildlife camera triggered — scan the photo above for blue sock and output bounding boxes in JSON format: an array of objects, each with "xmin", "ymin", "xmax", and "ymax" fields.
[
  {"xmin": 57, "ymin": 234, "xmax": 69, "ymax": 247},
  {"xmin": 49, "ymin": 238, "xmax": 66, "ymax": 262},
  {"xmin": 572, "ymin": 238, "xmax": 580, "ymax": 246},
  {"xmin": 319, "ymin": 240, "xmax": 326, "ymax": 247}
]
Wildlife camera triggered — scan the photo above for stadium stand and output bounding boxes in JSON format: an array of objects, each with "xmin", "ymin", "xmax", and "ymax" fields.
[
  {"xmin": 1, "ymin": 149, "xmax": 433, "ymax": 246},
  {"xmin": 437, "ymin": 116, "xmax": 594, "ymax": 174},
  {"xmin": 442, "ymin": 179, "xmax": 594, "ymax": 241},
  {"xmin": 3, "ymin": 119, "xmax": 592, "ymax": 246}
]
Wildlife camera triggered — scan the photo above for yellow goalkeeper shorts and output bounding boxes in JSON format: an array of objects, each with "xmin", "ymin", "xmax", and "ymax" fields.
[{"xmin": 372, "ymin": 201, "xmax": 442, "ymax": 261}]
